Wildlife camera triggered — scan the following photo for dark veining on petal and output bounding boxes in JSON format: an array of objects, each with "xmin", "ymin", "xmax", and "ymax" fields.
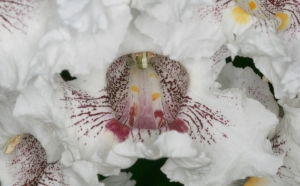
[
  {"xmin": 7, "ymin": 134, "xmax": 67, "ymax": 186},
  {"xmin": 271, "ymin": 131, "xmax": 287, "ymax": 154},
  {"xmin": 61, "ymin": 80, "xmax": 115, "ymax": 141},
  {"xmin": 0, "ymin": 0, "xmax": 38, "ymax": 35},
  {"xmin": 270, "ymin": 130, "xmax": 293, "ymax": 180},
  {"xmin": 177, "ymin": 96, "xmax": 229, "ymax": 144}
]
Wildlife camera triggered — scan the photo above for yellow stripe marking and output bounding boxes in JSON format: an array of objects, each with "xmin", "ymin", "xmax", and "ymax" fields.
[
  {"xmin": 230, "ymin": 6, "xmax": 251, "ymax": 25},
  {"xmin": 149, "ymin": 74, "xmax": 158, "ymax": 79},
  {"xmin": 152, "ymin": 93, "xmax": 161, "ymax": 101},
  {"xmin": 244, "ymin": 177, "xmax": 270, "ymax": 186},
  {"xmin": 5, "ymin": 134, "xmax": 23, "ymax": 154},
  {"xmin": 131, "ymin": 86, "xmax": 139, "ymax": 93},
  {"xmin": 275, "ymin": 12, "xmax": 290, "ymax": 31},
  {"xmin": 248, "ymin": 1, "xmax": 256, "ymax": 11}
]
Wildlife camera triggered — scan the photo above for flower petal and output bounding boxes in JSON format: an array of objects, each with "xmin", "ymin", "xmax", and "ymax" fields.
[
  {"xmin": 134, "ymin": 2, "xmax": 227, "ymax": 61},
  {"xmin": 36, "ymin": 0, "xmax": 132, "ymax": 82},
  {"xmin": 279, "ymin": 27, "xmax": 300, "ymax": 98},
  {"xmin": 244, "ymin": 97, "xmax": 300, "ymax": 185},
  {"xmin": 217, "ymin": 62, "xmax": 279, "ymax": 115},
  {"xmin": 132, "ymin": 0, "xmax": 215, "ymax": 24},
  {"xmin": 102, "ymin": 172, "xmax": 136, "ymax": 186},
  {"xmin": 0, "ymin": 0, "xmax": 52, "ymax": 89},
  {"xmin": 222, "ymin": 4, "xmax": 286, "ymax": 58},
  {"xmin": 253, "ymin": 56, "xmax": 290, "ymax": 99}
]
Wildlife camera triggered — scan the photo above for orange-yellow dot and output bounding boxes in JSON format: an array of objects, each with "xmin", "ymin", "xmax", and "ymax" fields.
[
  {"xmin": 152, "ymin": 93, "xmax": 161, "ymax": 101},
  {"xmin": 230, "ymin": 6, "xmax": 251, "ymax": 25},
  {"xmin": 248, "ymin": 1, "xmax": 256, "ymax": 11},
  {"xmin": 244, "ymin": 177, "xmax": 270, "ymax": 186},
  {"xmin": 275, "ymin": 12, "xmax": 290, "ymax": 31},
  {"xmin": 149, "ymin": 74, "xmax": 158, "ymax": 79},
  {"xmin": 131, "ymin": 86, "xmax": 139, "ymax": 93}
]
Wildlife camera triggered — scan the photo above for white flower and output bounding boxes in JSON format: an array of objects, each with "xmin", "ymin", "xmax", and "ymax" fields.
[{"xmin": 16, "ymin": 51, "xmax": 281, "ymax": 186}]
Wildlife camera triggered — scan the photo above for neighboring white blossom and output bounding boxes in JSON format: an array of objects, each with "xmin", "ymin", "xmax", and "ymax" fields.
[
  {"xmin": 220, "ymin": 0, "xmax": 300, "ymax": 99},
  {"xmin": 0, "ymin": 88, "xmax": 103, "ymax": 186}
]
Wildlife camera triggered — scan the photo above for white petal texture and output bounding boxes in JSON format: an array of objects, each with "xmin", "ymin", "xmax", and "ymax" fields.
[
  {"xmin": 35, "ymin": 0, "xmax": 132, "ymax": 83},
  {"xmin": 131, "ymin": 0, "xmax": 215, "ymax": 24},
  {"xmin": 102, "ymin": 172, "xmax": 136, "ymax": 186},
  {"xmin": 217, "ymin": 63, "xmax": 279, "ymax": 115},
  {"xmin": 134, "ymin": 1, "xmax": 228, "ymax": 61},
  {"xmin": 243, "ymin": 97, "xmax": 300, "ymax": 186},
  {"xmin": 0, "ymin": 0, "xmax": 53, "ymax": 90},
  {"xmin": 279, "ymin": 26, "xmax": 300, "ymax": 98}
]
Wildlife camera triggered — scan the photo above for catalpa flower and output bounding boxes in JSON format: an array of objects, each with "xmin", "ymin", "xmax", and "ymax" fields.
[{"xmin": 17, "ymin": 53, "xmax": 281, "ymax": 186}]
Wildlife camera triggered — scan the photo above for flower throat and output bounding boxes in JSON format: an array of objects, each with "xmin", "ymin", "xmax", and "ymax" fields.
[{"xmin": 106, "ymin": 52, "xmax": 188, "ymax": 130}]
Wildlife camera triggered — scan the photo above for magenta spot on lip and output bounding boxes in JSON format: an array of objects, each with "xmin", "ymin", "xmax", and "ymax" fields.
[
  {"xmin": 154, "ymin": 110, "xmax": 167, "ymax": 128},
  {"xmin": 106, "ymin": 119, "xmax": 130, "ymax": 142},
  {"xmin": 168, "ymin": 119, "xmax": 189, "ymax": 133}
]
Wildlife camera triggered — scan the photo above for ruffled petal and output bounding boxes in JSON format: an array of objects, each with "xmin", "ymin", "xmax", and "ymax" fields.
[
  {"xmin": 132, "ymin": 0, "xmax": 215, "ymax": 24},
  {"xmin": 57, "ymin": 0, "xmax": 118, "ymax": 33},
  {"xmin": 35, "ymin": 0, "xmax": 132, "ymax": 82},
  {"xmin": 0, "ymin": 0, "xmax": 53, "ymax": 90},
  {"xmin": 282, "ymin": 62, "xmax": 300, "ymax": 98},
  {"xmin": 253, "ymin": 56, "xmax": 291, "ymax": 99},
  {"xmin": 116, "ymin": 9, "xmax": 163, "ymax": 56},
  {"xmin": 102, "ymin": 172, "xmax": 136, "ymax": 186},
  {"xmin": 279, "ymin": 26, "xmax": 300, "ymax": 98},
  {"xmin": 161, "ymin": 55, "xmax": 283, "ymax": 185},
  {"xmin": 134, "ymin": 1, "xmax": 227, "ymax": 61},
  {"xmin": 217, "ymin": 63, "xmax": 279, "ymax": 115},
  {"xmin": 244, "ymin": 97, "xmax": 300, "ymax": 186}
]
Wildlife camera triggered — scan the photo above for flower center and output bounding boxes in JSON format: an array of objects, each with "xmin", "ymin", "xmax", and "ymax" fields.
[{"xmin": 106, "ymin": 53, "xmax": 188, "ymax": 129}]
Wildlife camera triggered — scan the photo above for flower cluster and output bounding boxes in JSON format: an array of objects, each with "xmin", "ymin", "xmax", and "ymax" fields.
[{"xmin": 0, "ymin": 0, "xmax": 300, "ymax": 186}]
